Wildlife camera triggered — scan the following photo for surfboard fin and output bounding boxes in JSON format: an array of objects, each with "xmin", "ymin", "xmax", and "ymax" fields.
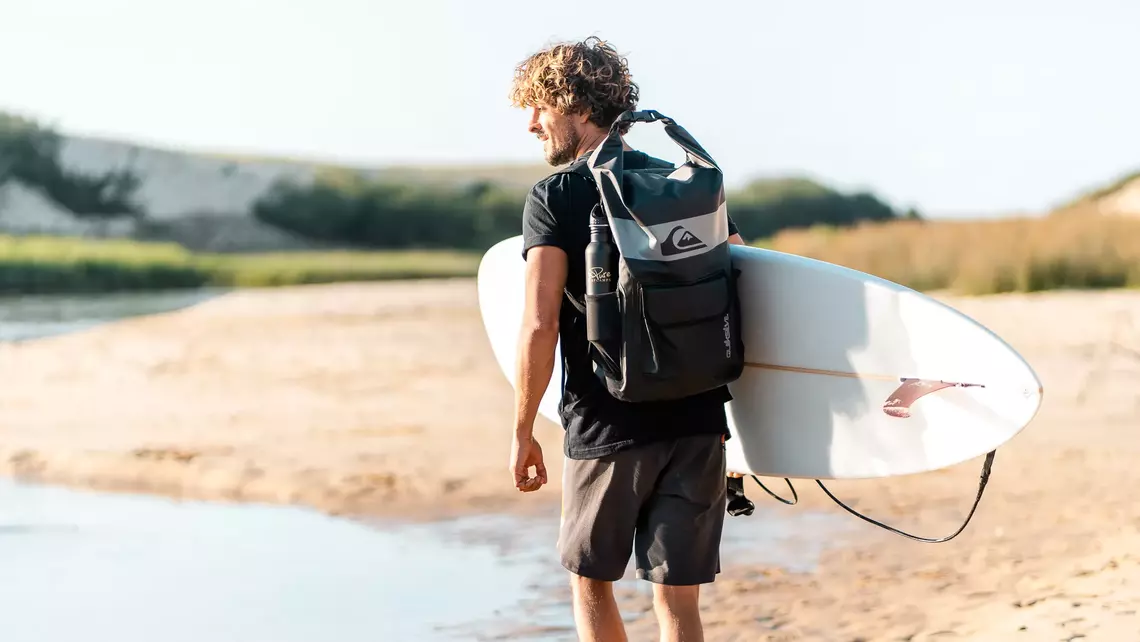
[{"xmin": 883, "ymin": 377, "xmax": 984, "ymax": 418}]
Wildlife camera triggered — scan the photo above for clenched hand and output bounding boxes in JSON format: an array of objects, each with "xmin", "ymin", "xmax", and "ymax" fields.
[{"xmin": 510, "ymin": 435, "xmax": 548, "ymax": 492}]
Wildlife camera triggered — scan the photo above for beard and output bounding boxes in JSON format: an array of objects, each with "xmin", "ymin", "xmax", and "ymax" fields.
[{"xmin": 544, "ymin": 125, "xmax": 581, "ymax": 166}]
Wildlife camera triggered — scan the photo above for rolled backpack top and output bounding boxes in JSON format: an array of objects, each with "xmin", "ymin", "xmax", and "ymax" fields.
[{"xmin": 581, "ymin": 109, "xmax": 745, "ymax": 402}]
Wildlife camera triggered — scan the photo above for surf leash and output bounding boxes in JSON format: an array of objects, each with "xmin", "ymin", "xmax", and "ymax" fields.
[
  {"xmin": 727, "ymin": 475, "xmax": 797, "ymax": 516},
  {"xmin": 730, "ymin": 450, "xmax": 996, "ymax": 543},
  {"xmin": 752, "ymin": 475, "xmax": 797, "ymax": 505}
]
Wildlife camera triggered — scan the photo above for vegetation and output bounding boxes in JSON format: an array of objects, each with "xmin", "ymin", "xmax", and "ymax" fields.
[
  {"xmin": 726, "ymin": 177, "xmax": 912, "ymax": 240},
  {"xmin": 251, "ymin": 172, "xmax": 525, "ymax": 250},
  {"xmin": 0, "ymin": 112, "xmax": 145, "ymax": 218},
  {"xmin": 4, "ymin": 109, "xmax": 912, "ymax": 254},
  {"xmin": 251, "ymin": 171, "xmax": 911, "ymax": 251},
  {"xmin": 5, "ymin": 110, "xmax": 1139, "ymax": 298},
  {"xmin": 0, "ymin": 235, "xmax": 478, "ymax": 294},
  {"xmin": 767, "ymin": 214, "xmax": 1140, "ymax": 295},
  {"xmin": 16, "ymin": 210, "xmax": 1138, "ymax": 298},
  {"xmin": 196, "ymin": 249, "xmax": 479, "ymax": 287}
]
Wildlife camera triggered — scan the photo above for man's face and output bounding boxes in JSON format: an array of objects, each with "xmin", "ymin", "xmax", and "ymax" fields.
[{"xmin": 528, "ymin": 103, "xmax": 583, "ymax": 166}]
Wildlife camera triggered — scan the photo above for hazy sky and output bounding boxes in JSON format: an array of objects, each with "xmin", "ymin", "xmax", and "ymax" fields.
[{"xmin": 2, "ymin": 0, "xmax": 1138, "ymax": 217}]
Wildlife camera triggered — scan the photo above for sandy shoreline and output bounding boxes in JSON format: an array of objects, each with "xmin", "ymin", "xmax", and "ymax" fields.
[
  {"xmin": 2, "ymin": 280, "xmax": 1138, "ymax": 640},
  {"xmin": 0, "ymin": 279, "xmax": 553, "ymax": 522}
]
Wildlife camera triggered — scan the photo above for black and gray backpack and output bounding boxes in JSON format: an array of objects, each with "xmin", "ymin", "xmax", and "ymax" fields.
[{"xmin": 563, "ymin": 109, "xmax": 745, "ymax": 403}]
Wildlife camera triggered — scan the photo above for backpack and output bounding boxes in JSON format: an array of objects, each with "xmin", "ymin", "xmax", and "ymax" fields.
[{"xmin": 559, "ymin": 109, "xmax": 745, "ymax": 403}]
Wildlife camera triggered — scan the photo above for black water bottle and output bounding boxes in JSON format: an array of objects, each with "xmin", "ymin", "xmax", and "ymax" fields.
[
  {"xmin": 585, "ymin": 205, "xmax": 614, "ymax": 297},
  {"xmin": 584, "ymin": 204, "xmax": 618, "ymax": 343}
]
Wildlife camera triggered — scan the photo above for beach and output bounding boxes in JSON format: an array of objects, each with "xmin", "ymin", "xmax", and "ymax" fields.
[{"xmin": 2, "ymin": 280, "xmax": 1138, "ymax": 640}]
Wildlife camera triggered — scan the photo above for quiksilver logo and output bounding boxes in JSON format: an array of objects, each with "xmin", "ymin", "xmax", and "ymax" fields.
[
  {"xmin": 661, "ymin": 225, "xmax": 707, "ymax": 256},
  {"xmin": 589, "ymin": 267, "xmax": 611, "ymax": 283},
  {"xmin": 723, "ymin": 313, "xmax": 731, "ymax": 358}
]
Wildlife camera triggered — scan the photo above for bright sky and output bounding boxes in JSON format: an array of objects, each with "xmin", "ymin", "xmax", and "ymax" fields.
[{"xmin": 2, "ymin": 0, "xmax": 1137, "ymax": 217}]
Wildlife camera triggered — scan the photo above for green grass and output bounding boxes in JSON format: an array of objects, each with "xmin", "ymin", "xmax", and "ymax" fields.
[
  {"xmin": 199, "ymin": 249, "xmax": 481, "ymax": 287},
  {"xmin": 0, "ymin": 235, "xmax": 480, "ymax": 294}
]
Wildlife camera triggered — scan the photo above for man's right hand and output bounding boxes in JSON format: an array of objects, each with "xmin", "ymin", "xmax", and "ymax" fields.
[{"xmin": 510, "ymin": 434, "xmax": 548, "ymax": 492}]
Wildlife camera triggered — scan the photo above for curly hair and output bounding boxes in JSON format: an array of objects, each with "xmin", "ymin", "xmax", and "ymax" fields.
[{"xmin": 509, "ymin": 36, "xmax": 640, "ymax": 134}]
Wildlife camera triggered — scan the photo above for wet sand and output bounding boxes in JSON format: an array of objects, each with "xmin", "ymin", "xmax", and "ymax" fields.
[{"xmin": 2, "ymin": 280, "xmax": 1138, "ymax": 640}]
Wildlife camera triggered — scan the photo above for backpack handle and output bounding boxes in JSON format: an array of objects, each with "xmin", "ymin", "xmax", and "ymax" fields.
[
  {"xmin": 616, "ymin": 109, "xmax": 670, "ymax": 124},
  {"xmin": 606, "ymin": 109, "xmax": 719, "ymax": 171}
]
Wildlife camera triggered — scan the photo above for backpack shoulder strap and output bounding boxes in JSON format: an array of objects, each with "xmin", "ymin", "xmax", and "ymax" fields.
[{"xmin": 544, "ymin": 158, "xmax": 597, "ymax": 316}]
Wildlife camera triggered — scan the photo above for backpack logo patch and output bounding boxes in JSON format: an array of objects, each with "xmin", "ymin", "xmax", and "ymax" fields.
[{"xmin": 661, "ymin": 225, "xmax": 707, "ymax": 256}]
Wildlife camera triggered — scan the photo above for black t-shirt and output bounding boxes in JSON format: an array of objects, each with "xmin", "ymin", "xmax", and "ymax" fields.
[{"xmin": 521, "ymin": 150, "xmax": 738, "ymax": 460}]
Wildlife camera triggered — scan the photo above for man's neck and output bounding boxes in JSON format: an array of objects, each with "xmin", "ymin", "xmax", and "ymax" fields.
[{"xmin": 574, "ymin": 129, "xmax": 632, "ymax": 160}]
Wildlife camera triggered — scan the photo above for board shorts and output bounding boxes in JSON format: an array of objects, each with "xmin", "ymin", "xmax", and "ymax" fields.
[{"xmin": 557, "ymin": 434, "xmax": 727, "ymax": 585}]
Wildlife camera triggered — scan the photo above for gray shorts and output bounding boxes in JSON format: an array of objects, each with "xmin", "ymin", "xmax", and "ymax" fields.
[{"xmin": 557, "ymin": 434, "xmax": 727, "ymax": 585}]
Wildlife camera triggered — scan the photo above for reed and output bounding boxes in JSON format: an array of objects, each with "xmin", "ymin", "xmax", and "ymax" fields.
[{"xmin": 766, "ymin": 215, "xmax": 1140, "ymax": 295}]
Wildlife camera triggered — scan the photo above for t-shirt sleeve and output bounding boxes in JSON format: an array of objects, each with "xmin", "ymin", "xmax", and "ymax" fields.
[
  {"xmin": 727, "ymin": 212, "xmax": 740, "ymax": 237},
  {"xmin": 521, "ymin": 174, "xmax": 572, "ymax": 259}
]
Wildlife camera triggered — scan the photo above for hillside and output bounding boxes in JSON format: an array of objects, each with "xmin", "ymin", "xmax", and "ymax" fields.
[
  {"xmin": 1052, "ymin": 169, "xmax": 1140, "ymax": 217},
  {"xmin": 0, "ymin": 115, "xmax": 556, "ymax": 252},
  {"xmin": 55, "ymin": 134, "xmax": 558, "ymax": 220},
  {"xmin": 0, "ymin": 113, "xmax": 915, "ymax": 254}
]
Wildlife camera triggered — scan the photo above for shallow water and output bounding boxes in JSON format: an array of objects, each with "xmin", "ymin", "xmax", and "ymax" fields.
[
  {"xmin": 0, "ymin": 481, "xmax": 544, "ymax": 641},
  {"xmin": 0, "ymin": 288, "xmax": 858, "ymax": 640},
  {"xmin": 410, "ymin": 502, "xmax": 857, "ymax": 640},
  {"xmin": 1, "ymin": 480, "xmax": 854, "ymax": 642},
  {"xmin": 0, "ymin": 288, "xmax": 223, "ymax": 342}
]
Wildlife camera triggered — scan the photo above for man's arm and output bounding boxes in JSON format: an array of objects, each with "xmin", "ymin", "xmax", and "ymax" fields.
[
  {"xmin": 726, "ymin": 210, "xmax": 746, "ymax": 247},
  {"xmin": 514, "ymin": 245, "xmax": 567, "ymax": 434},
  {"xmin": 509, "ymin": 244, "xmax": 567, "ymax": 491}
]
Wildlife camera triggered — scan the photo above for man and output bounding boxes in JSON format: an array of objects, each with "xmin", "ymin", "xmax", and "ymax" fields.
[{"xmin": 507, "ymin": 37, "xmax": 746, "ymax": 642}]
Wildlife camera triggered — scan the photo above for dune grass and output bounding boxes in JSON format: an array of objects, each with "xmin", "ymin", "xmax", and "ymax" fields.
[
  {"xmin": 4, "ymin": 212, "xmax": 1138, "ymax": 297},
  {"xmin": 765, "ymin": 214, "xmax": 1140, "ymax": 295},
  {"xmin": 0, "ymin": 235, "xmax": 480, "ymax": 294}
]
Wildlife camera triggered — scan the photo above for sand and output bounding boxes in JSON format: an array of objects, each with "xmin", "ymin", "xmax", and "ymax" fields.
[{"xmin": 2, "ymin": 280, "xmax": 1138, "ymax": 640}]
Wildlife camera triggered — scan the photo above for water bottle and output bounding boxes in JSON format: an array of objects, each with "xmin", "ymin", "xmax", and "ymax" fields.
[
  {"xmin": 584, "ymin": 204, "xmax": 618, "ymax": 344},
  {"xmin": 585, "ymin": 206, "xmax": 614, "ymax": 297}
]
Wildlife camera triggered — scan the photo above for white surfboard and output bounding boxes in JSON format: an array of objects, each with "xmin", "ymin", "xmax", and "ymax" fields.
[{"xmin": 476, "ymin": 235, "xmax": 1043, "ymax": 480}]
